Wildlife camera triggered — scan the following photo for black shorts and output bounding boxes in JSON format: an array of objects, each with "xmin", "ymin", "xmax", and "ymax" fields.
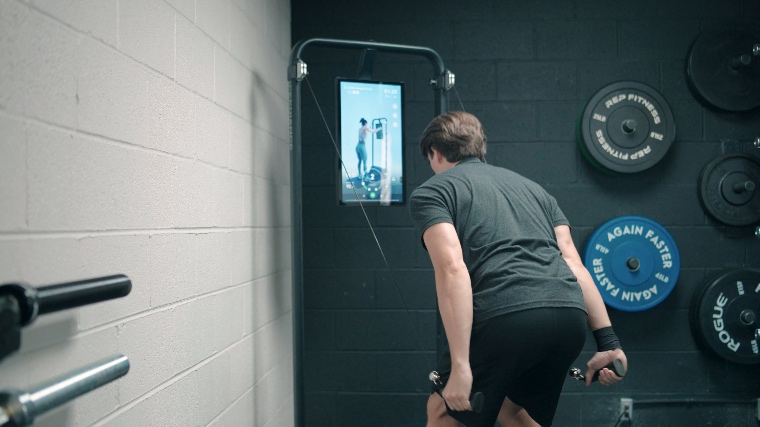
[{"xmin": 433, "ymin": 307, "xmax": 587, "ymax": 427}]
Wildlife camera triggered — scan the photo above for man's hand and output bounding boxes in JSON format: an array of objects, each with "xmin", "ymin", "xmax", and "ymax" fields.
[
  {"xmin": 585, "ymin": 348, "xmax": 627, "ymax": 386},
  {"xmin": 442, "ymin": 365, "xmax": 474, "ymax": 411}
]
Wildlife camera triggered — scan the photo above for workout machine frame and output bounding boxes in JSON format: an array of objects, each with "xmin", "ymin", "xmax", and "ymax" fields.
[{"xmin": 288, "ymin": 38, "xmax": 453, "ymax": 426}]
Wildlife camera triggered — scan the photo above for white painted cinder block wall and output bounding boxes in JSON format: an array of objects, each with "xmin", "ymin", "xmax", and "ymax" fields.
[{"xmin": 0, "ymin": 0, "xmax": 293, "ymax": 425}]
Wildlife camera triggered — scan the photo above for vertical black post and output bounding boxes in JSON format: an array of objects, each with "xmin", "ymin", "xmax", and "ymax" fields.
[
  {"xmin": 289, "ymin": 78, "xmax": 305, "ymax": 427},
  {"xmin": 434, "ymin": 84, "xmax": 447, "ymax": 116}
]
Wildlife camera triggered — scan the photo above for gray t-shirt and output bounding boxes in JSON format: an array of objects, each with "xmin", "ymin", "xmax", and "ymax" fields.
[{"xmin": 409, "ymin": 157, "xmax": 587, "ymax": 324}]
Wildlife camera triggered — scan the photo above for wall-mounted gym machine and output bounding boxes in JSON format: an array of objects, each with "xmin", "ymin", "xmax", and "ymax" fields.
[{"xmin": 288, "ymin": 38, "xmax": 454, "ymax": 426}]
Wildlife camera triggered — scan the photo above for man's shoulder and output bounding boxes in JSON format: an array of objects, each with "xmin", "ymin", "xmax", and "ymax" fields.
[{"xmin": 410, "ymin": 179, "xmax": 440, "ymax": 200}]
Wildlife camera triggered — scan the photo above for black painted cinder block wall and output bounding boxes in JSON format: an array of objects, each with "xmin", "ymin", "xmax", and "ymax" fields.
[{"xmin": 291, "ymin": 1, "xmax": 760, "ymax": 425}]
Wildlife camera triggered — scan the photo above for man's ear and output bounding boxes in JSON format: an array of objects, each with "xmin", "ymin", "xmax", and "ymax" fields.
[{"xmin": 431, "ymin": 148, "xmax": 442, "ymax": 163}]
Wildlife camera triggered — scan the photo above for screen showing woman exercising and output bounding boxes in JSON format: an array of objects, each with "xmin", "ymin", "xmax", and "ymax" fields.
[{"xmin": 337, "ymin": 79, "xmax": 404, "ymax": 205}]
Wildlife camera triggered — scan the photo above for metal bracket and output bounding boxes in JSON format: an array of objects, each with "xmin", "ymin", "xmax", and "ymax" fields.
[
  {"xmin": 356, "ymin": 48, "xmax": 377, "ymax": 81},
  {"xmin": 430, "ymin": 69, "xmax": 455, "ymax": 91},
  {"xmin": 288, "ymin": 59, "xmax": 308, "ymax": 82},
  {"xmin": 721, "ymin": 138, "xmax": 760, "ymax": 159}
]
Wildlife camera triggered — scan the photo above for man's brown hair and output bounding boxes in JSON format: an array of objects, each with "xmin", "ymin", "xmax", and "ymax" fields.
[{"xmin": 419, "ymin": 111, "xmax": 487, "ymax": 163}]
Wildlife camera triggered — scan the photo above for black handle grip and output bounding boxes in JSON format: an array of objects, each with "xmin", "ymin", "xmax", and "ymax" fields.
[
  {"xmin": 470, "ymin": 391, "xmax": 484, "ymax": 413},
  {"xmin": 430, "ymin": 371, "xmax": 486, "ymax": 414},
  {"xmin": 37, "ymin": 274, "xmax": 132, "ymax": 316},
  {"xmin": 591, "ymin": 359, "xmax": 626, "ymax": 382}
]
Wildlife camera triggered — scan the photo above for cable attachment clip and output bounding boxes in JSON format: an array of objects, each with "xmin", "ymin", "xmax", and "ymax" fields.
[
  {"xmin": 568, "ymin": 367, "xmax": 584, "ymax": 381},
  {"xmin": 429, "ymin": 69, "xmax": 455, "ymax": 91},
  {"xmin": 429, "ymin": 370, "xmax": 443, "ymax": 386},
  {"xmin": 288, "ymin": 59, "xmax": 308, "ymax": 82}
]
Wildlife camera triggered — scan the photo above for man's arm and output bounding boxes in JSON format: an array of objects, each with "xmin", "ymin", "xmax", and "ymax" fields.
[
  {"xmin": 555, "ymin": 224, "xmax": 627, "ymax": 385},
  {"xmin": 423, "ymin": 222, "xmax": 474, "ymax": 411},
  {"xmin": 555, "ymin": 224, "xmax": 610, "ymax": 330}
]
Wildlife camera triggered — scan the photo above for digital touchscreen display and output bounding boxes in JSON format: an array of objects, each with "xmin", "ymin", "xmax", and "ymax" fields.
[{"xmin": 337, "ymin": 78, "xmax": 404, "ymax": 206}]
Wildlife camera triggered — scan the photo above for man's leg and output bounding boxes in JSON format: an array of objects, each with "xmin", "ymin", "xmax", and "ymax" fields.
[
  {"xmin": 495, "ymin": 396, "xmax": 541, "ymax": 427},
  {"xmin": 427, "ymin": 393, "xmax": 461, "ymax": 427},
  {"xmin": 430, "ymin": 392, "xmax": 540, "ymax": 427}
]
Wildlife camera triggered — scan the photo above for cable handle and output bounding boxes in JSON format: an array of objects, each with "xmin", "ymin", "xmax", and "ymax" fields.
[
  {"xmin": 0, "ymin": 354, "xmax": 130, "ymax": 426},
  {"xmin": 568, "ymin": 359, "xmax": 626, "ymax": 383},
  {"xmin": 0, "ymin": 275, "xmax": 131, "ymax": 327},
  {"xmin": 429, "ymin": 371, "xmax": 485, "ymax": 413}
]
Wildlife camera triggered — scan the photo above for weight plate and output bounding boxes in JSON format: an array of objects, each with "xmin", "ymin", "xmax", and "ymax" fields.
[
  {"xmin": 583, "ymin": 216, "xmax": 680, "ymax": 312},
  {"xmin": 698, "ymin": 153, "xmax": 760, "ymax": 226},
  {"xmin": 577, "ymin": 81, "xmax": 676, "ymax": 174},
  {"xmin": 689, "ymin": 268, "xmax": 760, "ymax": 365},
  {"xmin": 686, "ymin": 26, "xmax": 760, "ymax": 112}
]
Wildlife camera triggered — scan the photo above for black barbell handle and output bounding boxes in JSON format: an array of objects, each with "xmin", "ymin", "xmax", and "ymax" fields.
[
  {"xmin": 36, "ymin": 274, "xmax": 131, "ymax": 317},
  {"xmin": 0, "ymin": 275, "xmax": 131, "ymax": 327}
]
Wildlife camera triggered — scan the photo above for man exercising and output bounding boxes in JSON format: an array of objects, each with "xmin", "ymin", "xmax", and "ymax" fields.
[{"xmin": 409, "ymin": 111, "xmax": 627, "ymax": 427}]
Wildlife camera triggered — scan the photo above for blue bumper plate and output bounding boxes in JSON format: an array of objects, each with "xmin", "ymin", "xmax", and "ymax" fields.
[{"xmin": 583, "ymin": 216, "xmax": 680, "ymax": 312}]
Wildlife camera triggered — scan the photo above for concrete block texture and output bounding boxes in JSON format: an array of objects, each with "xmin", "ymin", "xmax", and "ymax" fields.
[
  {"xmin": 0, "ymin": 0, "xmax": 77, "ymax": 128},
  {"xmin": 215, "ymin": 47, "xmax": 254, "ymax": 121},
  {"xmin": 148, "ymin": 232, "xmax": 198, "ymax": 307},
  {"xmin": 196, "ymin": 0, "xmax": 230, "ymax": 50},
  {"xmin": 165, "ymin": 0, "xmax": 195, "ymax": 22},
  {"xmin": 28, "ymin": 0, "xmax": 118, "ymax": 47},
  {"xmin": 208, "ymin": 390, "xmax": 255, "ymax": 426},
  {"xmin": 454, "ymin": 21, "xmax": 533, "ymax": 60},
  {"xmin": 27, "ymin": 124, "xmax": 174, "ymax": 230},
  {"xmin": 77, "ymin": 37, "xmax": 149, "ymax": 144},
  {"xmin": 230, "ymin": 113, "xmax": 255, "ymax": 174},
  {"xmin": 197, "ymin": 97, "xmax": 231, "ymax": 168},
  {"xmin": 119, "ymin": 0, "xmax": 175, "ymax": 78},
  {"xmin": 0, "ymin": 0, "xmax": 293, "ymax": 426},
  {"xmin": 145, "ymin": 75, "xmax": 197, "ymax": 159},
  {"xmin": 230, "ymin": 2, "xmax": 264, "ymax": 72},
  {"xmin": 0, "ymin": 115, "xmax": 26, "ymax": 231},
  {"xmin": 176, "ymin": 15, "xmax": 215, "ymax": 100}
]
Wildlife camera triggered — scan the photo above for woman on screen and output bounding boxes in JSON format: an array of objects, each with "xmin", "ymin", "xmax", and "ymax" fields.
[{"xmin": 357, "ymin": 118, "xmax": 380, "ymax": 177}]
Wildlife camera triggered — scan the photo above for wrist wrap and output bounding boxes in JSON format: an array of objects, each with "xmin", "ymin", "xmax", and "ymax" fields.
[{"xmin": 593, "ymin": 326, "xmax": 621, "ymax": 352}]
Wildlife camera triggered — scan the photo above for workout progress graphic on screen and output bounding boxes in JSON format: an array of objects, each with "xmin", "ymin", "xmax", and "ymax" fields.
[{"xmin": 338, "ymin": 80, "xmax": 404, "ymax": 205}]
